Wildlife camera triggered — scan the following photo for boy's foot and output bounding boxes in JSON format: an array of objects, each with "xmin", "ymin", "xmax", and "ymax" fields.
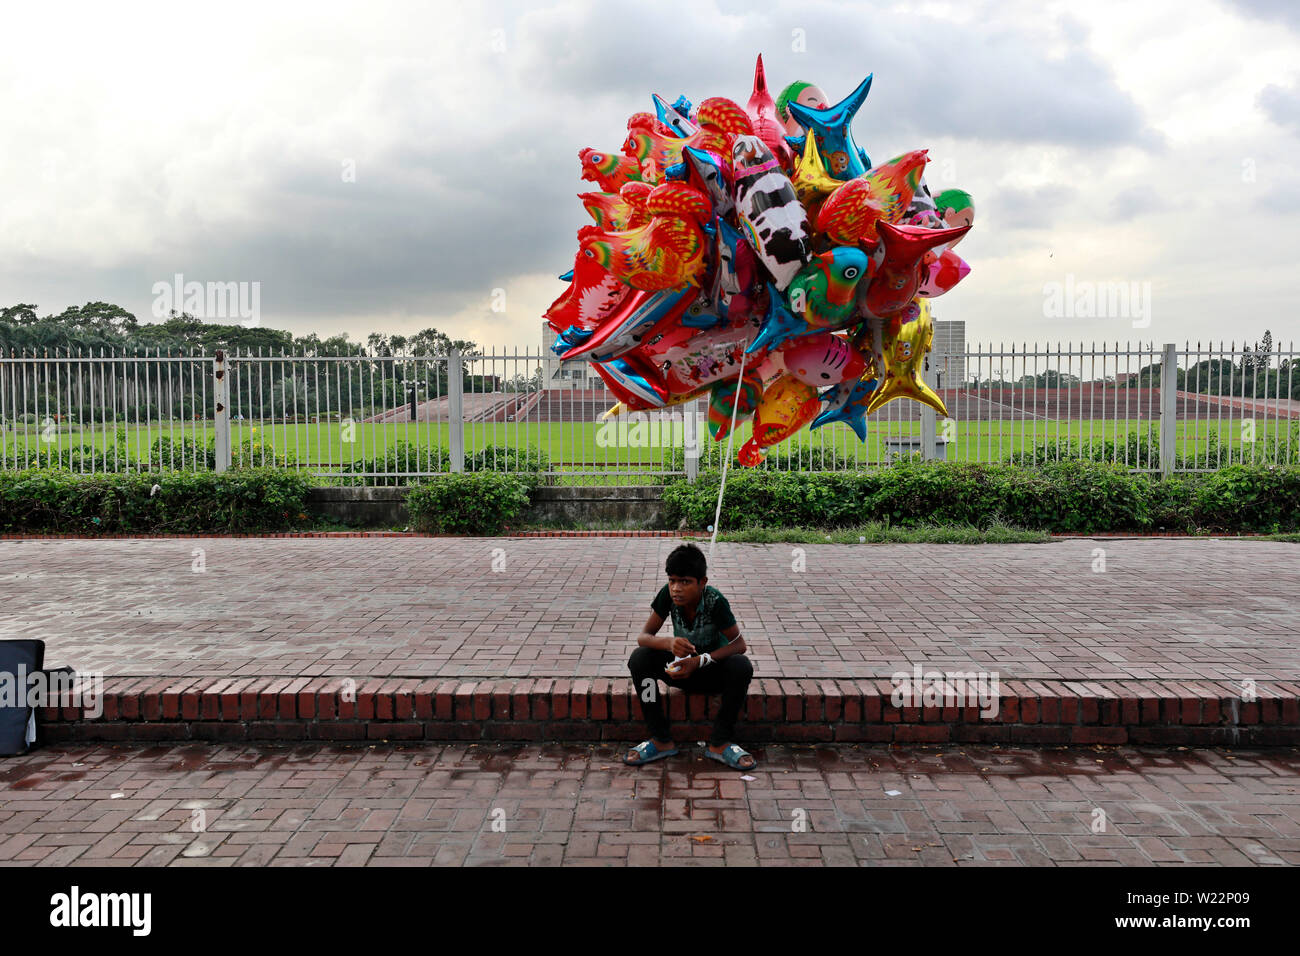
[
  {"xmin": 706, "ymin": 742, "xmax": 755, "ymax": 770},
  {"xmin": 624, "ymin": 739, "xmax": 677, "ymax": 765}
]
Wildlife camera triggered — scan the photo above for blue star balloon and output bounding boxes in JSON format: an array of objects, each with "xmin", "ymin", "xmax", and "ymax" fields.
[
  {"xmin": 745, "ymin": 283, "xmax": 812, "ymax": 355},
  {"xmin": 811, "ymin": 373, "xmax": 880, "ymax": 442},
  {"xmin": 786, "ymin": 74, "xmax": 873, "ymax": 180}
]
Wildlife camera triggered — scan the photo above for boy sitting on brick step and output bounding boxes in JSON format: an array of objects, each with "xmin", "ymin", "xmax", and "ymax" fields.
[{"xmin": 624, "ymin": 543, "xmax": 756, "ymax": 771}]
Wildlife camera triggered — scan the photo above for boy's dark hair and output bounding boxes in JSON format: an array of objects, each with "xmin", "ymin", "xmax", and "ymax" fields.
[{"xmin": 665, "ymin": 543, "xmax": 707, "ymax": 581}]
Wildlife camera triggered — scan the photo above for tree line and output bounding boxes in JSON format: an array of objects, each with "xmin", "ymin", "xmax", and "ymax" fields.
[
  {"xmin": 967, "ymin": 332, "xmax": 1293, "ymax": 398},
  {"xmin": 0, "ymin": 303, "xmax": 547, "ymax": 424}
]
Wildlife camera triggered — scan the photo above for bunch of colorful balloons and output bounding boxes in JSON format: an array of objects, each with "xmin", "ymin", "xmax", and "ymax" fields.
[{"xmin": 544, "ymin": 55, "xmax": 975, "ymax": 466}]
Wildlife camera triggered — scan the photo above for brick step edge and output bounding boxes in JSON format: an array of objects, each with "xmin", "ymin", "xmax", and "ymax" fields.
[
  {"xmin": 36, "ymin": 720, "xmax": 1300, "ymax": 746},
  {"xmin": 37, "ymin": 678, "xmax": 1300, "ymax": 734}
]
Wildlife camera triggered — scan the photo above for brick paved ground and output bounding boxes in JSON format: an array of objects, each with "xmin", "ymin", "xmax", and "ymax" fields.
[
  {"xmin": 2, "ymin": 537, "xmax": 1296, "ymax": 682},
  {"xmin": 1, "ymin": 743, "xmax": 1297, "ymax": 867}
]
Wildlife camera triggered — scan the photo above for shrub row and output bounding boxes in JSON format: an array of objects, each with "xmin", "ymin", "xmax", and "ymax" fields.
[
  {"xmin": 661, "ymin": 460, "xmax": 1300, "ymax": 534},
  {"xmin": 405, "ymin": 472, "xmax": 537, "ymax": 535},
  {"xmin": 0, "ymin": 469, "xmax": 315, "ymax": 534},
  {"xmin": 6, "ymin": 460, "xmax": 1298, "ymax": 536},
  {"xmin": 0, "ymin": 467, "xmax": 539, "ymax": 536}
]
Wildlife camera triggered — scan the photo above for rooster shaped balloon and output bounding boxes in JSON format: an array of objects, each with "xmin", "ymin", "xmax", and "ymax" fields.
[{"xmin": 546, "ymin": 54, "xmax": 976, "ymax": 465}]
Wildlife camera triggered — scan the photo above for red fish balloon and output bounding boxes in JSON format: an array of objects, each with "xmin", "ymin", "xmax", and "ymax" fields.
[
  {"xmin": 862, "ymin": 220, "xmax": 971, "ymax": 316},
  {"xmin": 816, "ymin": 150, "xmax": 928, "ymax": 246},
  {"xmin": 545, "ymin": 236, "xmax": 634, "ymax": 332},
  {"xmin": 578, "ymin": 148, "xmax": 643, "ymax": 192}
]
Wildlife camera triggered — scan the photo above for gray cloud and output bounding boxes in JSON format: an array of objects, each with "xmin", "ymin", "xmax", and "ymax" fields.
[
  {"xmin": 1255, "ymin": 171, "xmax": 1300, "ymax": 212},
  {"xmin": 1111, "ymin": 186, "xmax": 1167, "ymax": 221},
  {"xmin": 510, "ymin": 2, "xmax": 1157, "ymax": 151},
  {"xmin": 0, "ymin": 0, "xmax": 1278, "ymax": 353},
  {"xmin": 1258, "ymin": 77, "xmax": 1300, "ymax": 133},
  {"xmin": 234, "ymin": 1, "xmax": 1158, "ymax": 324},
  {"xmin": 1224, "ymin": 0, "xmax": 1300, "ymax": 30},
  {"xmin": 989, "ymin": 184, "xmax": 1078, "ymax": 229}
]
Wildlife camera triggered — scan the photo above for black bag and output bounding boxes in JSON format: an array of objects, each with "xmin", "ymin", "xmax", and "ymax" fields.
[{"xmin": 0, "ymin": 640, "xmax": 44, "ymax": 757}]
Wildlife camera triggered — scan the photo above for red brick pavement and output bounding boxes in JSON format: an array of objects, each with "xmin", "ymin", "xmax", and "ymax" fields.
[
  {"xmin": 3, "ymin": 537, "xmax": 1295, "ymax": 683},
  {"xmin": 1, "ymin": 743, "xmax": 1296, "ymax": 867}
]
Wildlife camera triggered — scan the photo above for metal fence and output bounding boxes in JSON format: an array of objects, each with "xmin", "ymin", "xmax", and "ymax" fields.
[{"xmin": 1, "ymin": 341, "xmax": 1296, "ymax": 484}]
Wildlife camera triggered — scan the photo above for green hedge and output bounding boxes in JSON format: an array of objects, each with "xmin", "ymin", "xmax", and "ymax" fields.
[
  {"xmin": 405, "ymin": 472, "xmax": 536, "ymax": 534},
  {"xmin": 0, "ymin": 468, "xmax": 315, "ymax": 533},
  {"xmin": 662, "ymin": 460, "xmax": 1300, "ymax": 534},
  {"xmin": 7, "ymin": 460, "xmax": 1298, "ymax": 536}
]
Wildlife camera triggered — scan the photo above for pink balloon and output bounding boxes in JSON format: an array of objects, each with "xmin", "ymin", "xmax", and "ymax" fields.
[
  {"xmin": 746, "ymin": 54, "xmax": 794, "ymax": 171},
  {"xmin": 778, "ymin": 332, "xmax": 867, "ymax": 387},
  {"xmin": 917, "ymin": 249, "xmax": 971, "ymax": 298}
]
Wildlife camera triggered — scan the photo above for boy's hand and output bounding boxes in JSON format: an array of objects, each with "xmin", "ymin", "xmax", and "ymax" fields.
[
  {"xmin": 670, "ymin": 637, "xmax": 695, "ymax": 657},
  {"xmin": 666, "ymin": 655, "xmax": 700, "ymax": 678}
]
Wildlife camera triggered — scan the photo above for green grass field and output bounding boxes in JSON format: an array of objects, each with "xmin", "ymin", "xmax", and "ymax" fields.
[{"xmin": 5, "ymin": 416, "xmax": 1297, "ymax": 471}]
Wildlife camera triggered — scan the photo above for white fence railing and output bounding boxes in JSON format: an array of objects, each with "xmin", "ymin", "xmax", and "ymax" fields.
[{"xmin": 1, "ymin": 341, "xmax": 1296, "ymax": 483}]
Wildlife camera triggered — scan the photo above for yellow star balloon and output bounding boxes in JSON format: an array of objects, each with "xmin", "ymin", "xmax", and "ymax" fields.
[
  {"xmin": 790, "ymin": 131, "xmax": 842, "ymax": 213},
  {"xmin": 866, "ymin": 297, "xmax": 948, "ymax": 417}
]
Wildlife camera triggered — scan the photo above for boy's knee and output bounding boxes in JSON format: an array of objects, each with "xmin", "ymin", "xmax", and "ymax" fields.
[
  {"xmin": 629, "ymin": 645, "xmax": 659, "ymax": 673},
  {"xmin": 722, "ymin": 654, "xmax": 753, "ymax": 680}
]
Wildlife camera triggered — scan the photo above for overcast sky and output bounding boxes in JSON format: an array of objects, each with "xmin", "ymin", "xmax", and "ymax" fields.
[{"xmin": 3, "ymin": 0, "xmax": 1298, "ymax": 352}]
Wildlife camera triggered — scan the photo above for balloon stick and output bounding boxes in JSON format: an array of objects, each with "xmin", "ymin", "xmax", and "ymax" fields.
[{"xmin": 708, "ymin": 347, "xmax": 749, "ymax": 558}]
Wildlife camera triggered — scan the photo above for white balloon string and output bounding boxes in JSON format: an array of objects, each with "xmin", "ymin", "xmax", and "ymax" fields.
[{"xmin": 709, "ymin": 345, "xmax": 749, "ymax": 558}]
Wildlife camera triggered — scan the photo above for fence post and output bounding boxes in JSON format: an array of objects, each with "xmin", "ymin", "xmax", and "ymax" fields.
[
  {"xmin": 448, "ymin": 348, "xmax": 465, "ymax": 473},
  {"xmin": 213, "ymin": 349, "xmax": 230, "ymax": 473},
  {"xmin": 921, "ymin": 356, "xmax": 938, "ymax": 461},
  {"xmin": 683, "ymin": 398, "xmax": 699, "ymax": 482},
  {"xmin": 1160, "ymin": 342, "xmax": 1177, "ymax": 476}
]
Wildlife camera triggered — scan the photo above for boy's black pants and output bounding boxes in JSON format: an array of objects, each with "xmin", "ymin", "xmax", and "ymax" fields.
[{"xmin": 628, "ymin": 646, "xmax": 753, "ymax": 747}]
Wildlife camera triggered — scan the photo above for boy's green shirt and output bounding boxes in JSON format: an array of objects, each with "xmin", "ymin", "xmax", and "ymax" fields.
[{"xmin": 651, "ymin": 584, "xmax": 737, "ymax": 654}]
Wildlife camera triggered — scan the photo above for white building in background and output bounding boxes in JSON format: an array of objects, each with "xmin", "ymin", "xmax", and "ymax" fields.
[
  {"xmin": 931, "ymin": 320, "xmax": 966, "ymax": 388},
  {"xmin": 541, "ymin": 320, "xmax": 603, "ymax": 389}
]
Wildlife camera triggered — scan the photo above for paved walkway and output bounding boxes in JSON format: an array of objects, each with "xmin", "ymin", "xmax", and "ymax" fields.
[
  {"xmin": 2, "ymin": 537, "xmax": 1296, "ymax": 683},
  {"xmin": 1, "ymin": 743, "xmax": 1297, "ymax": 866}
]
